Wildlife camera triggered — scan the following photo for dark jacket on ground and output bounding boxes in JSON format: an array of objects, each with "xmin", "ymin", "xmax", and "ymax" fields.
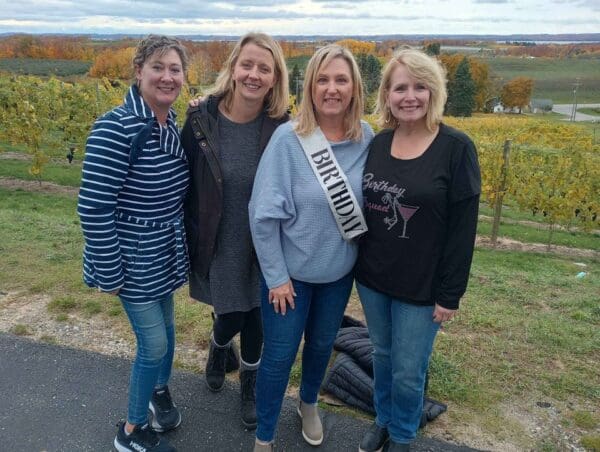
[
  {"xmin": 181, "ymin": 95, "xmax": 289, "ymax": 300},
  {"xmin": 323, "ymin": 316, "xmax": 448, "ymax": 428}
]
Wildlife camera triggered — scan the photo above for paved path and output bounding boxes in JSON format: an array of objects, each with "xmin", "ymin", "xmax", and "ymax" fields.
[
  {"xmin": 552, "ymin": 103, "xmax": 600, "ymax": 121},
  {"xmin": 0, "ymin": 333, "xmax": 481, "ymax": 452}
]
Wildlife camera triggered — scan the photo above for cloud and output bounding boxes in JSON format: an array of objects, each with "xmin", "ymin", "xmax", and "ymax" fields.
[{"xmin": 0, "ymin": 0, "xmax": 598, "ymax": 35}]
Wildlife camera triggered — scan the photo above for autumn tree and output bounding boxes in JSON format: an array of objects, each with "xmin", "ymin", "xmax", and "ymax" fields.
[
  {"xmin": 446, "ymin": 57, "xmax": 476, "ymax": 117},
  {"xmin": 500, "ymin": 77, "xmax": 534, "ymax": 113},
  {"xmin": 187, "ymin": 52, "xmax": 209, "ymax": 86},
  {"xmin": 205, "ymin": 41, "xmax": 232, "ymax": 76},
  {"xmin": 89, "ymin": 47, "xmax": 136, "ymax": 80},
  {"xmin": 335, "ymin": 39, "xmax": 376, "ymax": 56}
]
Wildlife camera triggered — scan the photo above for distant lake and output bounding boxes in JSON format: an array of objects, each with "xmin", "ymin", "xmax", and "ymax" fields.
[{"xmin": 496, "ymin": 40, "xmax": 600, "ymax": 44}]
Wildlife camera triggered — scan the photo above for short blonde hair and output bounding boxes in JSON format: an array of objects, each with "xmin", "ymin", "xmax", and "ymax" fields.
[
  {"xmin": 376, "ymin": 48, "xmax": 447, "ymax": 132},
  {"xmin": 295, "ymin": 44, "xmax": 364, "ymax": 141},
  {"xmin": 208, "ymin": 32, "xmax": 289, "ymax": 119}
]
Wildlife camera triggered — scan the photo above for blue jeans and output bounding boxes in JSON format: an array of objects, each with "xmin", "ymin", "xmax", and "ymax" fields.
[
  {"xmin": 120, "ymin": 294, "xmax": 175, "ymax": 425},
  {"xmin": 356, "ymin": 282, "xmax": 440, "ymax": 444},
  {"xmin": 255, "ymin": 273, "xmax": 353, "ymax": 442}
]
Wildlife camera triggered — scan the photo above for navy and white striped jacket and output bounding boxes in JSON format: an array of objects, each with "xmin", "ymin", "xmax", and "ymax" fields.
[{"xmin": 77, "ymin": 85, "xmax": 189, "ymax": 303}]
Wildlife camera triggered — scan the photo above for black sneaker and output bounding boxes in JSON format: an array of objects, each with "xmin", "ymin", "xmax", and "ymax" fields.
[
  {"xmin": 149, "ymin": 386, "xmax": 182, "ymax": 432},
  {"xmin": 113, "ymin": 421, "xmax": 176, "ymax": 452},
  {"xmin": 383, "ymin": 440, "xmax": 410, "ymax": 452},
  {"xmin": 359, "ymin": 422, "xmax": 389, "ymax": 452},
  {"xmin": 240, "ymin": 369, "xmax": 257, "ymax": 429}
]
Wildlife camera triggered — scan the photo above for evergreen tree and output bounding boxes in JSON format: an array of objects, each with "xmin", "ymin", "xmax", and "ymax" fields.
[
  {"xmin": 424, "ymin": 42, "xmax": 441, "ymax": 56},
  {"xmin": 364, "ymin": 54, "xmax": 382, "ymax": 94},
  {"xmin": 446, "ymin": 57, "xmax": 476, "ymax": 117},
  {"xmin": 288, "ymin": 63, "xmax": 301, "ymax": 100},
  {"xmin": 355, "ymin": 53, "xmax": 382, "ymax": 95}
]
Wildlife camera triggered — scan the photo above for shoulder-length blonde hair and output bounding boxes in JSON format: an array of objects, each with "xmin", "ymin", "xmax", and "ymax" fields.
[
  {"xmin": 207, "ymin": 32, "xmax": 289, "ymax": 119},
  {"xmin": 295, "ymin": 44, "xmax": 364, "ymax": 141},
  {"xmin": 375, "ymin": 48, "xmax": 447, "ymax": 132}
]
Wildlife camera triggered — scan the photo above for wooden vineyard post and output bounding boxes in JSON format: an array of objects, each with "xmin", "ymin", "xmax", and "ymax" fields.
[{"xmin": 491, "ymin": 139, "xmax": 511, "ymax": 245}]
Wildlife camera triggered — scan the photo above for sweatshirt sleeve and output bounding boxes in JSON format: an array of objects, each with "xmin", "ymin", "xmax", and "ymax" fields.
[
  {"xmin": 77, "ymin": 113, "xmax": 130, "ymax": 292},
  {"xmin": 434, "ymin": 194, "xmax": 479, "ymax": 310},
  {"xmin": 434, "ymin": 138, "xmax": 481, "ymax": 309},
  {"xmin": 249, "ymin": 125, "xmax": 297, "ymax": 289}
]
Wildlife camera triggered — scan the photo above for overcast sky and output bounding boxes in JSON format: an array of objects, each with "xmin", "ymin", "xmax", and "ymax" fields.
[{"xmin": 1, "ymin": 0, "xmax": 598, "ymax": 36}]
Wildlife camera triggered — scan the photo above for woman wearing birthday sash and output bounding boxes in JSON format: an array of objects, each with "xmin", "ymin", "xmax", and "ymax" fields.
[{"xmin": 249, "ymin": 44, "xmax": 373, "ymax": 451}]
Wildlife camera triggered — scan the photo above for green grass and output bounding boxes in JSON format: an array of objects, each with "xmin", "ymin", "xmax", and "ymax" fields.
[
  {"xmin": 10, "ymin": 324, "xmax": 31, "ymax": 336},
  {"xmin": 580, "ymin": 435, "xmax": 600, "ymax": 451},
  {"xmin": 0, "ymin": 158, "xmax": 82, "ymax": 187},
  {"xmin": 0, "ymin": 138, "xmax": 79, "ymax": 159},
  {"xmin": 426, "ymin": 247, "xmax": 600, "ymax": 440},
  {"xmin": 1, "ymin": 184, "xmax": 599, "ymax": 449},
  {"xmin": 0, "ymin": 188, "xmax": 89, "ymax": 297},
  {"xmin": 572, "ymin": 411, "xmax": 598, "ymax": 429},
  {"xmin": 478, "ymin": 56, "xmax": 600, "ymax": 103},
  {"xmin": 578, "ymin": 107, "xmax": 600, "ymax": 116},
  {"xmin": 48, "ymin": 295, "xmax": 79, "ymax": 312},
  {"xmin": 0, "ymin": 58, "xmax": 91, "ymax": 76},
  {"xmin": 477, "ymin": 218, "xmax": 599, "ymax": 250}
]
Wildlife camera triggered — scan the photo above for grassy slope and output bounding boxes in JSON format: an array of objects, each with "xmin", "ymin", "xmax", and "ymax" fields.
[{"xmin": 479, "ymin": 56, "xmax": 600, "ymax": 103}]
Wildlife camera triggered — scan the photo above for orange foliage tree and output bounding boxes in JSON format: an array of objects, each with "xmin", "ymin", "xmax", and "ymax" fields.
[
  {"xmin": 204, "ymin": 41, "xmax": 233, "ymax": 76},
  {"xmin": 0, "ymin": 34, "xmax": 94, "ymax": 60},
  {"xmin": 335, "ymin": 39, "xmax": 376, "ymax": 56},
  {"xmin": 500, "ymin": 77, "xmax": 535, "ymax": 113},
  {"xmin": 89, "ymin": 47, "xmax": 136, "ymax": 80},
  {"xmin": 187, "ymin": 52, "xmax": 210, "ymax": 87}
]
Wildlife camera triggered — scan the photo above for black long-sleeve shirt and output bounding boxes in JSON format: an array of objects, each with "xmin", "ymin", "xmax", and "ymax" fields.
[{"xmin": 355, "ymin": 124, "xmax": 481, "ymax": 310}]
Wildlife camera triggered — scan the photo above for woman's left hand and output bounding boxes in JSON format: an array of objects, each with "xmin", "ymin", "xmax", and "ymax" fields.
[
  {"xmin": 433, "ymin": 303, "xmax": 456, "ymax": 323},
  {"xmin": 188, "ymin": 96, "xmax": 205, "ymax": 108}
]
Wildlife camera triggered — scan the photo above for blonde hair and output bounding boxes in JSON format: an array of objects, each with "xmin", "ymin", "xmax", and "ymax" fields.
[
  {"xmin": 295, "ymin": 44, "xmax": 364, "ymax": 141},
  {"xmin": 207, "ymin": 32, "xmax": 289, "ymax": 118},
  {"xmin": 375, "ymin": 48, "xmax": 447, "ymax": 132}
]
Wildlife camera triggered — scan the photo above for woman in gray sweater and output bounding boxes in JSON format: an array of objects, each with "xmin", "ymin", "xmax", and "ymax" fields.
[{"xmin": 249, "ymin": 44, "xmax": 373, "ymax": 451}]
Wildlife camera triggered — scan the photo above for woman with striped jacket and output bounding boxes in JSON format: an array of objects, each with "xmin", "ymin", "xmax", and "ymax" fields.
[{"xmin": 78, "ymin": 35, "xmax": 188, "ymax": 452}]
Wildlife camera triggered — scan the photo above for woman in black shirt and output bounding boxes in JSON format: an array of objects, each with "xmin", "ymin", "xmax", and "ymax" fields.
[{"xmin": 355, "ymin": 49, "xmax": 480, "ymax": 452}]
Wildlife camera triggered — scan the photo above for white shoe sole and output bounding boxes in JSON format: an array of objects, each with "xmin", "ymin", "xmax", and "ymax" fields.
[
  {"xmin": 149, "ymin": 402, "xmax": 182, "ymax": 432},
  {"xmin": 358, "ymin": 446, "xmax": 384, "ymax": 452},
  {"xmin": 296, "ymin": 405, "xmax": 324, "ymax": 446},
  {"xmin": 114, "ymin": 437, "xmax": 131, "ymax": 452}
]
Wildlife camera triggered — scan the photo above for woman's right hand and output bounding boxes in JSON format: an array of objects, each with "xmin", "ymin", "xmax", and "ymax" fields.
[
  {"xmin": 268, "ymin": 280, "xmax": 296, "ymax": 315},
  {"xmin": 188, "ymin": 96, "xmax": 205, "ymax": 108}
]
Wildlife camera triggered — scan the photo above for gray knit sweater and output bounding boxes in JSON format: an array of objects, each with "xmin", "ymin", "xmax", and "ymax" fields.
[{"xmin": 249, "ymin": 121, "xmax": 374, "ymax": 288}]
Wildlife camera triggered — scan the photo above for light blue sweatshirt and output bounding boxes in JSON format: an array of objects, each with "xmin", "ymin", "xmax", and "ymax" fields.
[{"xmin": 249, "ymin": 121, "xmax": 374, "ymax": 289}]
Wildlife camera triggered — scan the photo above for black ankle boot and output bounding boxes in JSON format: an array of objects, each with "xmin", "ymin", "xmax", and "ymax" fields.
[
  {"xmin": 240, "ymin": 368, "xmax": 257, "ymax": 429},
  {"xmin": 225, "ymin": 342, "xmax": 240, "ymax": 373},
  {"xmin": 205, "ymin": 339, "xmax": 228, "ymax": 392},
  {"xmin": 210, "ymin": 312, "xmax": 239, "ymax": 374}
]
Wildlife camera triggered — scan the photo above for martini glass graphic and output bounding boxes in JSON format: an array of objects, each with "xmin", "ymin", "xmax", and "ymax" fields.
[{"xmin": 398, "ymin": 204, "xmax": 419, "ymax": 238}]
